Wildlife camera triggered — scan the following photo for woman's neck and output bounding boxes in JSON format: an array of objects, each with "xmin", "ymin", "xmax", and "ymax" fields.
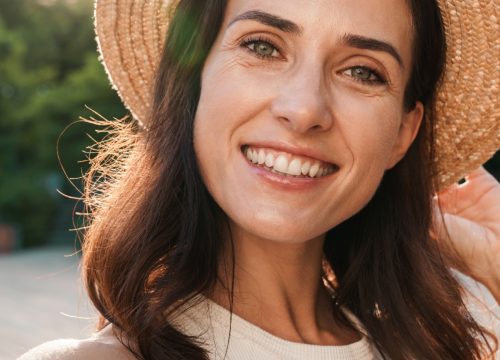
[{"xmin": 208, "ymin": 223, "xmax": 360, "ymax": 346}]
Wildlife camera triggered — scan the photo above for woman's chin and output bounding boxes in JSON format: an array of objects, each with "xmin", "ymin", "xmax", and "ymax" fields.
[{"xmin": 229, "ymin": 215, "xmax": 329, "ymax": 245}]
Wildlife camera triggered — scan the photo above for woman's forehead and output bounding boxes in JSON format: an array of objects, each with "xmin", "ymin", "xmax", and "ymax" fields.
[{"xmin": 223, "ymin": 0, "xmax": 414, "ymax": 67}]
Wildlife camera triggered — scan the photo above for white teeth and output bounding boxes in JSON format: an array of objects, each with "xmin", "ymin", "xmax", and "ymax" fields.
[
  {"xmin": 288, "ymin": 159, "xmax": 302, "ymax": 176},
  {"xmin": 251, "ymin": 150, "xmax": 259, "ymax": 164},
  {"xmin": 301, "ymin": 161, "xmax": 311, "ymax": 175},
  {"xmin": 274, "ymin": 155, "xmax": 289, "ymax": 173},
  {"xmin": 245, "ymin": 147, "xmax": 334, "ymax": 178},
  {"xmin": 258, "ymin": 149, "xmax": 266, "ymax": 165},
  {"xmin": 309, "ymin": 163, "xmax": 320, "ymax": 178},
  {"xmin": 246, "ymin": 147, "xmax": 253, "ymax": 161},
  {"xmin": 265, "ymin": 153, "xmax": 275, "ymax": 167}
]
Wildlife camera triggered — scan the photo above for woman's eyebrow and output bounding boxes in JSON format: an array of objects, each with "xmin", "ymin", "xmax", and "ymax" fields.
[
  {"xmin": 228, "ymin": 10, "xmax": 303, "ymax": 35},
  {"xmin": 342, "ymin": 34, "xmax": 404, "ymax": 68},
  {"xmin": 227, "ymin": 10, "xmax": 403, "ymax": 68}
]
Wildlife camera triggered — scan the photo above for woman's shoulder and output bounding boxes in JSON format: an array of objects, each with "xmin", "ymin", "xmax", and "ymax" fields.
[{"xmin": 17, "ymin": 325, "xmax": 136, "ymax": 360}]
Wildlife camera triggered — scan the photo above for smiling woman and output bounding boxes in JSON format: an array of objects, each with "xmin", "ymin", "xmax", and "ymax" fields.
[
  {"xmin": 194, "ymin": 0, "xmax": 424, "ymax": 245},
  {"xmin": 19, "ymin": 0, "xmax": 499, "ymax": 359}
]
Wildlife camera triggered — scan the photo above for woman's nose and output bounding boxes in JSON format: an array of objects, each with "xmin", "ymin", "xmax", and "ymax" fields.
[{"xmin": 270, "ymin": 67, "xmax": 333, "ymax": 134}]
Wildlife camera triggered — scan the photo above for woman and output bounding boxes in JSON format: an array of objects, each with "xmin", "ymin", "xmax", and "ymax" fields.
[{"xmin": 20, "ymin": 0, "xmax": 499, "ymax": 359}]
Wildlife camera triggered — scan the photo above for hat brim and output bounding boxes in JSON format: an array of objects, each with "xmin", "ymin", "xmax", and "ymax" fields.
[{"xmin": 94, "ymin": 0, "xmax": 499, "ymax": 190}]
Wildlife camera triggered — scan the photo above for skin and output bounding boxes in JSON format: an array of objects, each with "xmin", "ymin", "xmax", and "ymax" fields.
[
  {"xmin": 195, "ymin": 0, "xmax": 421, "ymax": 246},
  {"xmin": 193, "ymin": 0, "xmax": 422, "ymax": 345},
  {"xmin": 435, "ymin": 167, "xmax": 500, "ymax": 303},
  {"xmin": 193, "ymin": 0, "xmax": 499, "ymax": 345}
]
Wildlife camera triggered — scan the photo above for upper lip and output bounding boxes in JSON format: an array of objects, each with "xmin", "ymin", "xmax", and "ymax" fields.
[{"xmin": 241, "ymin": 140, "xmax": 337, "ymax": 165}]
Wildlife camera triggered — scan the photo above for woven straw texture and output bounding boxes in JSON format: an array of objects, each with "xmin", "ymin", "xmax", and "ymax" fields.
[{"xmin": 94, "ymin": 0, "xmax": 499, "ymax": 190}]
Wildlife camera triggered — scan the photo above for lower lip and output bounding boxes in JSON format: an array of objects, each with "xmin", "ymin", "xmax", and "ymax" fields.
[{"xmin": 242, "ymin": 154, "xmax": 338, "ymax": 191}]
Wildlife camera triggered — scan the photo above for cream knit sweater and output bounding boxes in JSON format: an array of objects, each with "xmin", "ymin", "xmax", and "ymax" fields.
[
  {"xmin": 18, "ymin": 274, "xmax": 498, "ymax": 359},
  {"xmin": 18, "ymin": 296, "xmax": 380, "ymax": 360}
]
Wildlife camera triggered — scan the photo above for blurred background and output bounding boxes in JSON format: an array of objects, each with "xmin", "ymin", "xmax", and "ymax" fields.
[
  {"xmin": 0, "ymin": 0, "xmax": 126, "ymax": 252},
  {"xmin": 0, "ymin": 0, "xmax": 126, "ymax": 358},
  {"xmin": 0, "ymin": 0, "xmax": 498, "ymax": 358}
]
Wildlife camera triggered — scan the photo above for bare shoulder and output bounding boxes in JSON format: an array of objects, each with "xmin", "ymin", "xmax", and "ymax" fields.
[{"xmin": 17, "ymin": 325, "xmax": 137, "ymax": 360}]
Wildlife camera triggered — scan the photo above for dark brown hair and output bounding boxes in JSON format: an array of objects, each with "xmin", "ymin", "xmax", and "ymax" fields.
[{"xmin": 81, "ymin": 0, "xmax": 496, "ymax": 359}]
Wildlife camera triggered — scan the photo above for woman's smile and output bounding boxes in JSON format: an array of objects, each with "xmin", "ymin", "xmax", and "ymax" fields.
[
  {"xmin": 193, "ymin": 0, "xmax": 422, "ymax": 243},
  {"xmin": 242, "ymin": 145, "xmax": 338, "ymax": 179},
  {"xmin": 238, "ymin": 142, "xmax": 342, "ymax": 193}
]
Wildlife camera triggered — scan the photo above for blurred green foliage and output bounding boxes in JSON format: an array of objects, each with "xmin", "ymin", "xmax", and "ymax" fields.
[{"xmin": 0, "ymin": 0, "xmax": 125, "ymax": 248}]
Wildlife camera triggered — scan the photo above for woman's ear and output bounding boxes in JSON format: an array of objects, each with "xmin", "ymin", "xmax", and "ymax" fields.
[{"xmin": 386, "ymin": 101, "xmax": 424, "ymax": 169}]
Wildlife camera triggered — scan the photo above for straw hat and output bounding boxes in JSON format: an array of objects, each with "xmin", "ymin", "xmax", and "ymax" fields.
[{"xmin": 94, "ymin": 0, "xmax": 499, "ymax": 190}]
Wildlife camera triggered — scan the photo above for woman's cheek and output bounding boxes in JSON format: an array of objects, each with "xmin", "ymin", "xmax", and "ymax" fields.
[{"xmin": 337, "ymin": 93, "xmax": 403, "ymax": 170}]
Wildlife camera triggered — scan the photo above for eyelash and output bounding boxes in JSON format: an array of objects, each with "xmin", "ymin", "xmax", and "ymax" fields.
[
  {"xmin": 239, "ymin": 36, "xmax": 387, "ymax": 85},
  {"xmin": 240, "ymin": 35, "xmax": 282, "ymax": 61},
  {"xmin": 344, "ymin": 66, "xmax": 387, "ymax": 85}
]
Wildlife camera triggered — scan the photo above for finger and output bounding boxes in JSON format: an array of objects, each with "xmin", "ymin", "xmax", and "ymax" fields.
[
  {"xmin": 432, "ymin": 210, "xmax": 488, "ymax": 274},
  {"xmin": 436, "ymin": 166, "xmax": 498, "ymax": 214},
  {"xmin": 438, "ymin": 166, "xmax": 496, "ymax": 198},
  {"xmin": 435, "ymin": 185, "xmax": 460, "ymax": 214},
  {"xmin": 464, "ymin": 166, "xmax": 497, "ymax": 184},
  {"xmin": 435, "ymin": 212, "xmax": 484, "ymax": 249}
]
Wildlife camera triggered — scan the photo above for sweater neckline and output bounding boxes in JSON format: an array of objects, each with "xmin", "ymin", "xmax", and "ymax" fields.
[{"xmin": 185, "ymin": 295, "xmax": 377, "ymax": 359}]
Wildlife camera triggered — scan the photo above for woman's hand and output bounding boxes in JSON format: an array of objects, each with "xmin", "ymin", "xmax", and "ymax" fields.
[{"xmin": 434, "ymin": 166, "xmax": 500, "ymax": 303}]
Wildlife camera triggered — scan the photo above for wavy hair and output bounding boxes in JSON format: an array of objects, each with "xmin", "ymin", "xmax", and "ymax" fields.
[{"xmin": 81, "ymin": 0, "xmax": 496, "ymax": 359}]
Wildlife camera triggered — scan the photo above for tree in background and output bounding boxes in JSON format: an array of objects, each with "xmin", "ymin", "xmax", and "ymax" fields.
[{"xmin": 0, "ymin": 0, "xmax": 125, "ymax": 248}]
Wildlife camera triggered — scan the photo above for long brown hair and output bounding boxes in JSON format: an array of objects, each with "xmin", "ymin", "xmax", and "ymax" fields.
[{"xmin": 81, "ymin": 0, "xmax": 497, "ymax": 359}]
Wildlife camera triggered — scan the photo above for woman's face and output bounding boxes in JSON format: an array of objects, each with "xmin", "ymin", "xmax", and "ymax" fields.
[{"xmin": 194, "ymin": 0, "xmax": 423, "ymax": 243}]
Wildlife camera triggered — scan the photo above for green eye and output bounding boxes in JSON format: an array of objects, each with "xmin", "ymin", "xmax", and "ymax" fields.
[
  {"xmin": 345, "ymin": 66, "xmax": 385, "ymax": 84},
  {"xmin": 352, "ymin": 67, "xmax": 373, "ymax": 80},
  {"xmin": 251, "ymin": 41, "xmax": 275, "ymax": 57},
  {"xmin": 242, "ymin": 38, "xmax": 280, "ymax": 59}
]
